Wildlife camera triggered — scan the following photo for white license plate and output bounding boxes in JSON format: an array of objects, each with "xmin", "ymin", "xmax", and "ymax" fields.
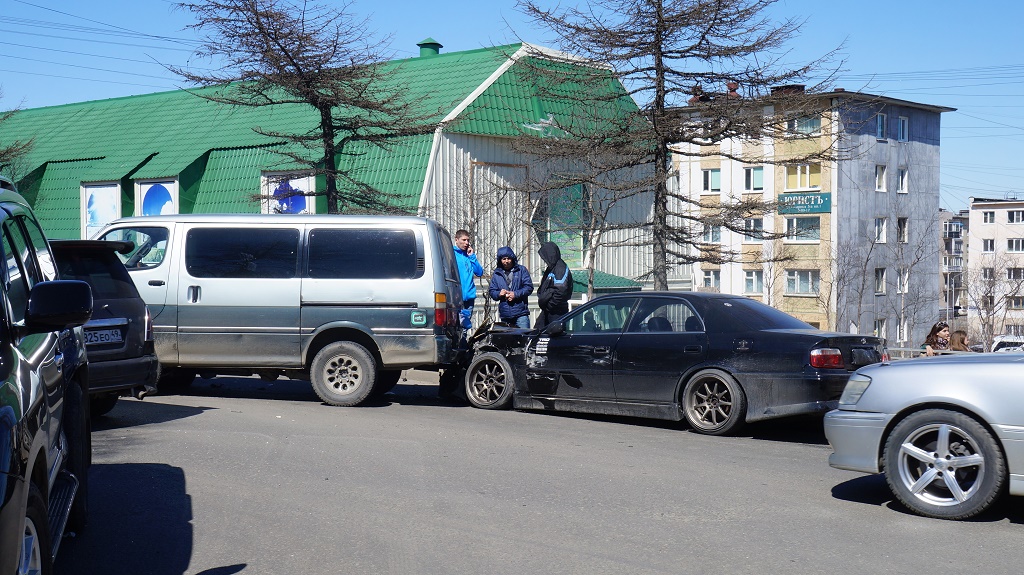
[{"xmin": 86, "ymin": 328, "xmax": 123, "ymax": 344}]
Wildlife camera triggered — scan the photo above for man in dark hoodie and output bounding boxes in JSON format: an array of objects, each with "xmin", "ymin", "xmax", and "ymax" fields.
[
  {"xmin": 488, "ymin": 246, "xmax": 534, "ymax": 328},
  {"xmin": 536, "ymin": 241, "xmax": 573, "ymax": 328}
]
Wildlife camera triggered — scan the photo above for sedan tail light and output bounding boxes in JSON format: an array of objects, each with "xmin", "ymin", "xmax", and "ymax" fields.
[{"xmin": 810, "ymin": 348, "xmax": 844, "ymax": 369}]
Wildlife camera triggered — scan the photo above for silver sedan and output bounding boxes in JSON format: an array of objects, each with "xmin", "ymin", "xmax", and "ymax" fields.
[{"xmin": 824, "ymin": 353, "xmax": 1024, "ymax": 520}]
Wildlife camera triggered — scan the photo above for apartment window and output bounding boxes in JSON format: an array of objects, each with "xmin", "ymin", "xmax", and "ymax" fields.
[
  {"xmin": 744, "ymin": 270, "xmax": 764, "ymax": 294},
  {"xmin": 943, "ymin": 255, "xmax": 964, "ymax": 269},
  {"xmin": 897, "ymin": 116, "xmax": 909, "ymax": 141},
  {"xmin": 744, "ymin": 166, "xmax": 764, "ymax": 191},
  {"xmin": 785, "ymin": 217, "xmax": 820, "ymax": 242},
  {"xmin": 897, "ymin": 217, "xmax": 909, "ymax": 243},
  {"xmin": 1008, "ymin": 268, "xmax": 1024, "ymax": 280},
  {"xmin": 875, "ymin": 113, "xmax": 887, "ymax": 139},
  {"xmin": 785, "ymin": 164, "xmax": 821, "ymax": 190},
  {"xmin": 702, "ymin": 224, "xmax": 721, "ymax": 243},
  {"xmin": 897, "ymin": 267, "xmax": 909, "ymax": 294},
  {"xmin": 943, "ymin": 221, "xmax": 962, "ymax": 238},
  {"xmin": 1008, "ymin": 324, "xmax": 1024, "ymax": 336},
  {"xmin": 874, "ymin": 268, "xmax": 887, "ymax": 294},
  {"xmin": 874, "ymin": 218, "xmax": 887, "ymax": 243},
  {"xmin": 787, "ymin": 115, "xmax": 821, "ymax": 136},
  {"xmin": 702, "ymin": 270, "xmax": 721, "ymax": 289},
  {"xmin": 873, "ymin": 318, "xmax": 887, "ymax": 340},
  {"xmin": 742, "ymin": 218, "xmax": 763, "ymax": 242},
  {"xmin": 1009, "ymin": 211, "xmax": 1024, "ymax": 223},
  {"xmin": 984, "ymin": 239, "xmax": 995, "ymax": 252},
  {"xmin": 702, "ymin": 169, "xmax": 721, "ymax": 193},
  {"xmin": 1009, "ymin": 297, "xmax": 1024, "ymax": 310},
  {"xmin": 983, "ymin": 267, "xmax": 995, "ymax": 280},
  {"xmin": 983, "ymin": 211, "xmax": 995, "ymax": 223},
  {"xmin": 1009, "ymin": 238, "xmax": 1024, "ymax": 252},
  {"xmin": 897, "ymin": 168, "xmax": 908, "ymax": 193},
  {"xmin": 786, "ymin": 269, "xmax": 820, "ymax": 295},
  {"xmin": 875, "ymin": 165, "xmax": 887, "ymax": 192},
  {"xmin": 984, "ymin": 296, "xmax": 995, "ymax": 311}
]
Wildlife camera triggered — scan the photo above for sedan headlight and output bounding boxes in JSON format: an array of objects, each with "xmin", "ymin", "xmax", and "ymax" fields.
[{"xmin": 838, "ymin": 374, "xmax": 872, "ymax": 407}]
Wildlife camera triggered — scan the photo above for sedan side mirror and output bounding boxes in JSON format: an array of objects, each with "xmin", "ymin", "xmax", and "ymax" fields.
[{"xmin": 544, "ymin": 321, "xmax": 565, "ymax": 336}]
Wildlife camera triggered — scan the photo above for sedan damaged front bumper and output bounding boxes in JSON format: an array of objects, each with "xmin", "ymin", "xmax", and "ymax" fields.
[{"xmin": 823, "ymin": 409, "xmax": 893, "ymax": 474}]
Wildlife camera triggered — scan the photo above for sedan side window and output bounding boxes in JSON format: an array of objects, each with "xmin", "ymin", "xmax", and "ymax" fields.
[
  {"xmin": 564, "ymin": 299, "xmax": 637, "ymax": 334},
  {"xmin": 629, "ymin": 298, "xmax": 703, "ymax": 333}
]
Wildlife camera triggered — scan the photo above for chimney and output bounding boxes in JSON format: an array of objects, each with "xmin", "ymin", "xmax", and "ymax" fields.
[{"xmin": 417, "ymin": 37, "xmax": 443, "ymax": 57}]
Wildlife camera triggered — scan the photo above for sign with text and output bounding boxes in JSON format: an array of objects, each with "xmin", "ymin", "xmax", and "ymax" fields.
[{"xmin": 779, "ymin": 192, "xmax": 831, "ymax": 214}]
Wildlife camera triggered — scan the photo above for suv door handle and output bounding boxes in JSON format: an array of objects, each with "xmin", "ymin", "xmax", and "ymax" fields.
[{"xmin": 149, "ymin": 280, "xmax": 165, "ymax": 286}]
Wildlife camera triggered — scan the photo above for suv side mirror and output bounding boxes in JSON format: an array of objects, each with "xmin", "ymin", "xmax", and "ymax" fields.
[{"xmin": 24, "ymin": 280, "xmax": 93, "ymax": 333}]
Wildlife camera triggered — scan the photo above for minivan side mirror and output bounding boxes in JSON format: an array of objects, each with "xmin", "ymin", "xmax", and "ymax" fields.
[
  {"xmin": 544, "ymin": 321, "xmax": 565, "ymax": 336},
  {"xmin": 24, "ymin": 280, "xmax": 93, "ymax": 333}
]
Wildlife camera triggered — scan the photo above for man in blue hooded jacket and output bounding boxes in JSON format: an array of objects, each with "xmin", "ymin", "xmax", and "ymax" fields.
[
  {"xmin": 488, "ymin": 246, "xmax": 534, "ymax": 328},
  {"xmin": 453, "ymin": 229, "xmax": 484, "ymax": 333}
]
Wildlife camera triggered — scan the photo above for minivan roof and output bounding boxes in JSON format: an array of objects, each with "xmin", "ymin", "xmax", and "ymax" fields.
[{"xmin": 105, "ymin": 213, "xmax": 439, "ymax": 227}]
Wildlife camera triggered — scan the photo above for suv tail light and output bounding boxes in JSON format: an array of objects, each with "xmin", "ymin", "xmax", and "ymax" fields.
[
  {"xmin": 810, "ymin": 348, "xmax": 844, "ymax": 369},
  {"xmin": 144, "ymin": 305, "xmax": 154, "ymax": 342}
]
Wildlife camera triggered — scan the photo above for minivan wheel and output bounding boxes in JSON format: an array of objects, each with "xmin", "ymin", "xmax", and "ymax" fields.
[
  {"xmin": 883, "ymin": 409, "xmax": 1006, "ymax": 520},
  {"xmin": 90, "ymin": 393, "xmax": 120, "ymax": 417},
  {"xmin": 21, "ymin": 484, "xmax": 53, "ymax": 575},
  {"xmin": 157, "ymin": 367, "xmax": 196, "ymax": 392},
  {"xmin": 310, "ymin": 341, "xmax": 377, "ymax": 406}
]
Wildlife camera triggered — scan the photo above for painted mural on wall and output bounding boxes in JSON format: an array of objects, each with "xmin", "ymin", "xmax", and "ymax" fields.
[
  {"xmin": 262, "ymin": 174, "xmax": 315, "ymax": 214},
  {"xmin": 137, "ymin": 181, "xmax": 177, "ymax": 216}
]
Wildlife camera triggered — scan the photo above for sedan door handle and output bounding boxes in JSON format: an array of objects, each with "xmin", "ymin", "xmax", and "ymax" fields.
[
  {"xmin": 592, "ymin": 346, "xmax": 610, "ymax": 355},
  {"xmin": 148, "ymin": 279, "xmax": 165, "ymax": 286},
  {"xmin": 684, "ymin": 346, "xmax": 702, "ymax": 354}
]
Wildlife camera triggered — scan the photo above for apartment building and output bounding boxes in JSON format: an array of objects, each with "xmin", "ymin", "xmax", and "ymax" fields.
[
  {"xmin": 966, "ymin": 196, "xmax": 1024, "ymax": 346},
  {"xmin": 939, "ymin": 208, "xmax": 969, "ymax": 321},
  {"xmin": 677, "ymin": 89, "xmax": 954, "ymax": 347}
]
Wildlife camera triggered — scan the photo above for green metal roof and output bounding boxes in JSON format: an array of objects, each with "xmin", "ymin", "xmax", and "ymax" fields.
[
  {"xmin": 0, "ymin": 42, "xmax": 636, "ymax": 234},
  {"xmin": 572, "ymin": 270, "xmax": 643, "ymax": 293}
]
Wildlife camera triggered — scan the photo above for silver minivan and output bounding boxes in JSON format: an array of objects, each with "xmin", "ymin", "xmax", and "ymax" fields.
[{"xmin": 95, "ymin": 214, "xmax": 463, "ymax": 406}]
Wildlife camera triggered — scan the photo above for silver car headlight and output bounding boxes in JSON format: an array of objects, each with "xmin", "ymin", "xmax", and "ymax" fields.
[{"xmin": 838, "ymin": 374, "xmax": 872, "ymax": 407}]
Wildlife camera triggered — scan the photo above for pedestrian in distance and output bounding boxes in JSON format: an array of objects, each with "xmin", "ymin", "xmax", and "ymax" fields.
[
  {"xmin": 488, "ymin": 246, "xmax": 534, "ymax": 328},
  {"xmin": 535, "ymin": 241, "xmax": 573, "ymax": 329},
  {"xmin": 923, "ymin": 321, "xmax": 951, "ymax": 356},
  {"xmin": 949, "ymin": 329, "xmax": 974, "ymax": 352},
  {"xmin": 452, "ymin": 229, "xmax": 484, "ymax": 335}
]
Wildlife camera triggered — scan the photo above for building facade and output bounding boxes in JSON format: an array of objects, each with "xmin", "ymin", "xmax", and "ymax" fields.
[
  {"xmin": 966, "ymin": 196, "xmax": 1024, "ymax": 347},
  {"xmin": 676, "ymin": 90, "xmax": 953, "ymax": 347}
]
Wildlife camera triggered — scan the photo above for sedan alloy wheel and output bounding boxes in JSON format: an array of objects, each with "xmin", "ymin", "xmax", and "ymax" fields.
[
  {"xmin": 682, "ymin": 369, "xmax": 746, "ymax": 436},
  {"xmin": 464, "ymin": 351, "xmax": 514, "ymax": 410}
]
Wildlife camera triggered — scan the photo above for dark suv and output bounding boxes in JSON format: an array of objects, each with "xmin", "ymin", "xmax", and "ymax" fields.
[
  {"xmin": 0, "ymin": 177, "xmax": 93, "ymax": 574},
  {"xmin": 51, "ymin": 240, "xmax": 158, "ymax": 415}
]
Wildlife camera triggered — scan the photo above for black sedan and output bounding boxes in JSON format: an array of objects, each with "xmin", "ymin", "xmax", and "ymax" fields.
[{"xmin": 463, "ymin": 292, "xmax": 886, "ymax": 435}]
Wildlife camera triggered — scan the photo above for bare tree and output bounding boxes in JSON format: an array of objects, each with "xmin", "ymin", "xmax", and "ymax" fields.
[
  {"xmin": 965, "ymin": 253, "xmax": 1024, "ymax": 351},
  {"xmin": 515, "ymin": 0, "xmax": 841, "ymax": 289},
  {"xmin": 172, "ymin": 0, "xmax": 433, "ymax": 213},
  {"xmin": 0, "ymin": 88, "xmax": 34, "ymax": 179}
]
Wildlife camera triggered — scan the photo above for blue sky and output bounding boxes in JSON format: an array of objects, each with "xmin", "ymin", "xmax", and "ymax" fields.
[{"xmin": 2, "ymin": 0, "xmax": 1021, "ymax": 212}]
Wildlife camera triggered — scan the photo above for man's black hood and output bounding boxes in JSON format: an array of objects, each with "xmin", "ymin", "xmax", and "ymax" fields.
[{"xmin": 539, "ymin": 242, "xmax": 561, "ymax": 268}]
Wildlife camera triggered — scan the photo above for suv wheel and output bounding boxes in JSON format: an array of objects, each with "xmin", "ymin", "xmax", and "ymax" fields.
[
  {"xmin": 21, "ymin": 484, "xmax": 53, "ymax": 575},
  {"xmin": 90, "ymin": 393, "xmax": 119, "ymax": 417}
]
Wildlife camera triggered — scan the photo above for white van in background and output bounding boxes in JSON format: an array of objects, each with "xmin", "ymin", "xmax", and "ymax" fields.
[{"xmin": 95, "ymin": 214, "xmax": 464, "ymax": 406}]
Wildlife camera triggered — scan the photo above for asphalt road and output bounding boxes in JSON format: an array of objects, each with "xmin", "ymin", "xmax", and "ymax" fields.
[{"xmin": 55, "ymin": 373, "xmax": 1024, "ymax": 575}]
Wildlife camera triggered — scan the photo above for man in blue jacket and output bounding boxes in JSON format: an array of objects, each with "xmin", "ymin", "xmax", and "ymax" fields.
[
  {"xmin": 488, "ymin": 246, "xmax": 534, "ymax": 328},
  {"xmin": 453, "ymin": 229, "xmax": 484, "ymax": 333}
]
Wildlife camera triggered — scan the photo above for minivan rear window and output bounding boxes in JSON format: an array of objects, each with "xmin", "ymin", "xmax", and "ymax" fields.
[
  {"xmin": 186, "ymin": 228, "xmax": 299, "ymax": 279},
  {"xmin": 307, "ymin": 228, "xmax": 421, "ymax": 279}
]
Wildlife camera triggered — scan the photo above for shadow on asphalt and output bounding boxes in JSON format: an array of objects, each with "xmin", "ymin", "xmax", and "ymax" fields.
[
  {"xmin": 92, "ymin": 400, "xmax": 212, "ymax": 431},
  {"xmin": 55, "ymin": 463, "xmax": 200, "ymax": 575},
  {"xmin": 831, "ymin": 472, "xmax": 1024, "ymax": 523}
]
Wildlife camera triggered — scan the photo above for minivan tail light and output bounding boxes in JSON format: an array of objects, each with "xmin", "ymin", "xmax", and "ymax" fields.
[
  {"xmin": 810, "ymin": 348, "xmax": 844, "ymax": 369},
  {"xmin": 435, "ymin": 292, "xmax": 448, "ymax": 326}
]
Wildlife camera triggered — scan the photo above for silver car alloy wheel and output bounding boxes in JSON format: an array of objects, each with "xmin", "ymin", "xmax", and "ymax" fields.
[
  {"xmin": 20, "ymin": 513, "xmax": 43, "ymax": 575},
  {"xmin": 895, "ymin": 422, "xmax": 986, "ymax": 507}
]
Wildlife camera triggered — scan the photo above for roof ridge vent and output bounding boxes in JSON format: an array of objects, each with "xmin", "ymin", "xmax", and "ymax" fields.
[{"xmin": 417, "ymin": 37, "xmax": 443, "ymax": 57}]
